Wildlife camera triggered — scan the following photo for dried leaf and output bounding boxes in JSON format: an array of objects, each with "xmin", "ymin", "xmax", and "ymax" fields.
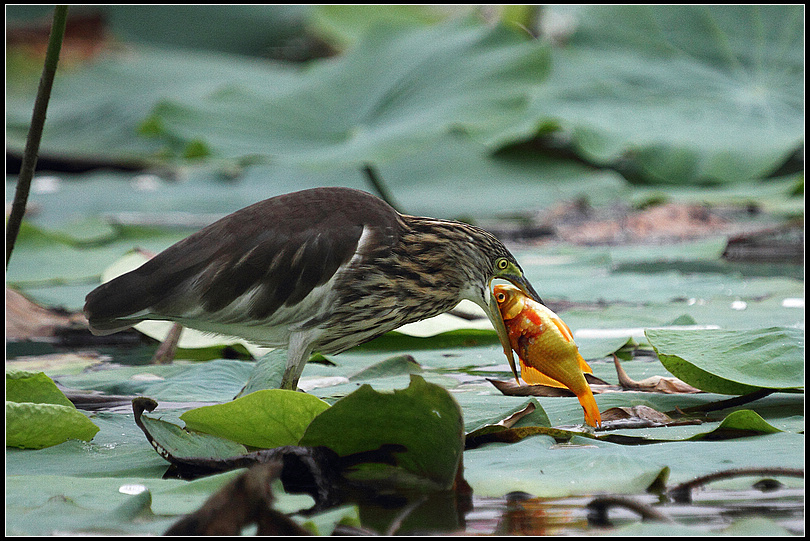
[
  {"xmin": 600, "ymin": 405, "xmax": 702, "ymax": 430},
  {"xmin": 613, "ymin": 355, "xmax": 702, "ymax": 394},
  {"xmin": 487, "ymin": 374, "xmax": 614, "ymax": 397},
  {"xmin": 5, "ymin": 287, "xmax": 86, "ymax": 340},
  {"xmin": 497, "ymin": 401, "xmax": 537, "ymax": 429}
]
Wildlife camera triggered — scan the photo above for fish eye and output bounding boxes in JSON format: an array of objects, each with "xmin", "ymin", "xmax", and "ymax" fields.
[{"xmin": 496, "ymin": 292, "xmax": 506, "ymax": 302}]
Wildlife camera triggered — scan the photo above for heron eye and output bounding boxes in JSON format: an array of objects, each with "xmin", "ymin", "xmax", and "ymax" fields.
[{"xmin": 496, "ymin": 258, "xmax": 509, "ymax": 270}]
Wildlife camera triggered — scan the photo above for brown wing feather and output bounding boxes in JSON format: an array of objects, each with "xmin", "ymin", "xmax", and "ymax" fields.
[{"xmin": 84, "ymin": 187, "xmax": 400, "ymax": 334}]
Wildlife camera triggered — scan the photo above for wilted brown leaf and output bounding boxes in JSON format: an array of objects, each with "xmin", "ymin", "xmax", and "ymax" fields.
[
  {"xmin": 497, "ymin": 401, "xmax": 537, "ymax": 428},
  {"xmin": 6, "ymin": 287, "xmax": 86, "ymax": 341},
  {"xmin": 487, "ymin": 373, "xmax": 616, "ymax": 397},
  {"xmin": 613, "ymin": 355, "xmax": 702, "ymax": 394},
  {"xmin": 600, "ymin": 405, "xmax": 702, "ymax": 429}
]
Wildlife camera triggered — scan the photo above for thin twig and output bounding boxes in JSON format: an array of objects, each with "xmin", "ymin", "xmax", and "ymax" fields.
[
  {"xmin": 667, "ymin": 467, "xmax": 804, "ymax": 503},
  {"xmin": 6, "ymin": 6, "xmax": 69, "ymax": 268},
  {"xmin": 587, "ymin": 495, "xmax": 675, "ymax": 526},
  {"xmin": 674, "ymin": 388, "xmax": 776, "ymax": 415}
]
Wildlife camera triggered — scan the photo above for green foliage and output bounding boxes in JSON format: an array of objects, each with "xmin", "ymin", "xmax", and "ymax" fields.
[
  {"xmin": 300, "ymin": 375, "xmax": 465, "ymax": 490},
  {"xmin": 7, "ymin": 6, "xmax": 802, "ymax": 187},
  {"xmin": 141, "ymin": 19, "xmax": 550, "ymax": 168},
  {"xmin": 5, "ymin": 5, "xmax": 804, "ymax": 535},
  {"xmin": 180, "ymin": 389, "xmax": 330, "ymax": 449},
  {"xmin": 6, "ymin": 370, "xmax": 100, "ymax": 449},
  {"xmin": 646, "ymin": 327, "xmax": 804, "ymax": 394},
  {"xmin": 530, "ymin": 5, "xmax": 804, "ymax": 185},
  {"xmin": 6, "ymin": 369, "xmax": 76, "ymax": 407},
  {"xmin": 137, "ymin": 408, "xmax": 248, "ymax": 461}
]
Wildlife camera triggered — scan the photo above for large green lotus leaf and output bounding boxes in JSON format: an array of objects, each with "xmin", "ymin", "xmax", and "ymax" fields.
[
  {"xmin": 6, "ymin": 46, "xmax": 302, "ymax": 164},
  {"xmin": 52, "ymin": 359, "xmax": 254, "ymax": 404},
  {"xmin": 464, "ymin": 434, "xmax": 668, "ymax": 498},
  {"xmin": 6, "ymin": 132, "xmax": 626, "ymax": 228},
  {"xmin": 4, "ymin": 477, "xmax": 166, "ymax": 535},
  {"xmin": 376, "ymin": 135, "xmax": 628, "ymax": 218},
  {"xmin": 5, "ymin": 470, "xmax": 244, "ymax": 535},
  {"xmin": 179, "ymin": 389, "xmax": 331, "ymax": 449},
  {"xmin": 143, "ymin": 19, "xmax": 549, "ymax": 168},
  {"xmin": 7, "ymin": 412, "xmax": 171, "ymax": 479},
  {"xmin": 309, "ymin": 5, "xmax": 447, "ymax": 49},
  {"xmin": 299, "ymin": 375, "xmax": 464, "ymax": 490},
  {"xmin": 645, "ymin": 327, "xmax": 804, "ymax": 394},
  {"xmin": 612, "ymin": 518, "xmax": 796, "ymax": 537},
  {"xmin": 526, "ymin": 5, "xmax": 803, "ymax": 185},
  {"xmin": 465, "ymin": 419, "xmax": 803, "ymax": 499}
]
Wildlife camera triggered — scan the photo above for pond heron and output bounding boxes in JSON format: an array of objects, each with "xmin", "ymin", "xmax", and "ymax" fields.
[{"xmin": 84, "ymin": 187, "xmax": 542, "ymax": 389}]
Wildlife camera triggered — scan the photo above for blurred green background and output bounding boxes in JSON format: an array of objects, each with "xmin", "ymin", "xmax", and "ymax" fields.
[
  {"xmin": 7, "ymin": 6, "xmax": 803, "ymax": 309},
  {"xmin": 5, "ymin": 6, "xmax": 804, "ymax": 536}
]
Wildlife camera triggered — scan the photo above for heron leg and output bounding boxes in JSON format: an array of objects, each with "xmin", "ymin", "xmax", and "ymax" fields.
[
  {"xmin": 150, "ymin": 322, "xmax": 183, "ymax": 364},
  {"xmin": 280, "ymin": 331, "xmax": 315, "ymax": 390}
]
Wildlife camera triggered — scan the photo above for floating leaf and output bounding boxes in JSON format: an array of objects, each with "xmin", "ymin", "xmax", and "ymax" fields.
[
  {"xmin": 6, "ymin": 369, "xmax": 100, "ymax": 449},
  {"xmin": 465, "ymin": 400, "xmax": 559, "ymax": 449},
  {"xmin": 299, "ymin": 375, "xmax": 464, "ymax": 490},
  {"xmin": 6, "ymin": 369, "xmax": 76, "ymax": 407},
  {"xmin": 6, "ymin": 402, "xmax": 100, "ymax": 449},
  {"xmin": 180, "ymin": 390, "xmax": 331, "ymax": 449},
  {"xmin": 687, "ymin": 410, "xmax": 782, "ymax": 441},
  {"xmin": 646, "ymin": 327, "xmax": 804, "ymax": 394},
  {"xmin": 133, "ymin": 397, "xmax": 249, "ymax": 462}
]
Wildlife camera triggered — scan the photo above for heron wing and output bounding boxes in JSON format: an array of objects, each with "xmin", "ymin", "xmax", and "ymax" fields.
[{"xmin": 84, "ymin": 188, "xmax": 399, "ymax": 334}]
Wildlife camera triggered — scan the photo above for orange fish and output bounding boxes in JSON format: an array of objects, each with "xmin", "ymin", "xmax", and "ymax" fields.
[{"xmin": 493, "ymin": 284, "xmax": 601, "ymax": 428}]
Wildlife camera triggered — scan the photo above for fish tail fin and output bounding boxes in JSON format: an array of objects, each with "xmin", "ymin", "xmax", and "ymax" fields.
[{"xmin": 577, "ymin": 387, "xmax": 602, "ymax": 428}]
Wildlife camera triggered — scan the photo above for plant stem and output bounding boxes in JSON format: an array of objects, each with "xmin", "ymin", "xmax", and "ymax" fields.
[
  {"xmin": 6, "ymin": 5, "xmax": 69, "ymax": 269},
  {"xmin": 362, "ymin": 163, "xmax": 401, "ymax": 213}
]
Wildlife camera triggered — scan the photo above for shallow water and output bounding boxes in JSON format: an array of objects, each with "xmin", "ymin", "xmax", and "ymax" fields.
[{"xmin": 461, "ymin": 486, "xmax": 805, "ymax": 536}]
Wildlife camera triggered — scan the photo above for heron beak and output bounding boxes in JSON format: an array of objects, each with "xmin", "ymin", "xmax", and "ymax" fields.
[
  {"xmin": 510, "ymin": 275, "xmax": 543, "ymax": 306},
  {"xmin": 483, "ymin": 275, "xmax": 541, "ymax": 385},
  {"xmin": 485, "ymin": 290, "xmax": 521, "ymax": 385}
]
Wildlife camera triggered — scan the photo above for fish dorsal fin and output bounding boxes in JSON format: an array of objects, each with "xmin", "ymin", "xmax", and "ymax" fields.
[{"xmin": 550, "ymin": 316, "xmax": 574, "ymax": 342}]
